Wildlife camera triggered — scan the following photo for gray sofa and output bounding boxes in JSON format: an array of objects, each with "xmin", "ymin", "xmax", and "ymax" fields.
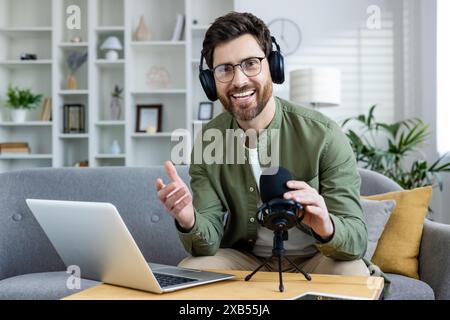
[{"xmin": 0, "ymin": 166, "xmax": 449, "ymax": 300}]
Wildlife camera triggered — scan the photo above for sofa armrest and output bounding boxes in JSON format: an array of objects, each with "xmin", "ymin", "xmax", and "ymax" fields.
[{"xmin": 419, "ymin": 219, "xmax": 450, "ymax": 300}]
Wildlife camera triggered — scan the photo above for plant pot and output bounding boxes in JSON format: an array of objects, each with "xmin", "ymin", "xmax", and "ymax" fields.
[
  {"xmin": 67, "ymin": 73, "xmax": 78, "ymax": 90},
  {"xmin": 11, "ymin": 109, "xmax": 27, "ymax": 123}
]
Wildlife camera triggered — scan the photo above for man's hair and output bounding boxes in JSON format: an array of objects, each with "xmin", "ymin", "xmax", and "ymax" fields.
[{"xmin": 202, "ymin": 12, "xmax": 272, "ymax": 69}]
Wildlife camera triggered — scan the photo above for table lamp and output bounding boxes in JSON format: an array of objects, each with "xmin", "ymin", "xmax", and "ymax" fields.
[
  {"xmin": 100, "ymin": 36, "xmax": 123, "ymax": 61},
  {"xmin": 289, "ymin": 68, "xmax": 341, "ymax": 107}
]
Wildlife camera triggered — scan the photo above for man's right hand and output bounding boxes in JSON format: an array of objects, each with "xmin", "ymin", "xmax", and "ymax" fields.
[{"xmin": 155, "ymin": 161, "xmax": 195, "ymax": 231}]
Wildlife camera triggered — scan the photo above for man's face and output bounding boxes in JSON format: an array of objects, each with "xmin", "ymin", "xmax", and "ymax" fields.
[{"xmin": 213, "ymin": 34, "xmax": 273, "ymax": 121}]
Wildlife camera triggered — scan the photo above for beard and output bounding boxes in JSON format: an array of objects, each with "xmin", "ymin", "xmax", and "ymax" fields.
[{"xmin": 218, "ymin": 79, "xmax": 273, "ymax": 121}]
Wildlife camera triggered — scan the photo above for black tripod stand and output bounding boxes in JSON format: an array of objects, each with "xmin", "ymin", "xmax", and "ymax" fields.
[{"xmin": 244, "ymin": 229, "xmax": 312, "ymax": 292}]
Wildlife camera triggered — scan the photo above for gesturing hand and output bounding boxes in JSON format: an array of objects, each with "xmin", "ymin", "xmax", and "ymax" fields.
[
  {"xmin": 155, "ymin": 161, "xmax": 195, "ymax": 231},
  {"xmin": 283, "ymin": 180, "xmax": 334, "ymax": 241}
]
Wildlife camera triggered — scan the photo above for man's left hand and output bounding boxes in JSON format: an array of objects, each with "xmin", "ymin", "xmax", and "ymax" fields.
[{"xmin": 283, "ymin": 180, "xmax": 334, "ymax": 241}]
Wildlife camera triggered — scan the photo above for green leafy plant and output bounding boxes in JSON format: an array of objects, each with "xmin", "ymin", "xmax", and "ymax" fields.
[
  {"xmin": 111, "ymin": 85, "xmax": 123, "ymax": 99},
  {"xmin": 341, "ymin": 105, "xmax": 450, "ymax": 191},
  {"xmin": 5, "ymin": 85, "xmax": 43, "ymax": 110}
]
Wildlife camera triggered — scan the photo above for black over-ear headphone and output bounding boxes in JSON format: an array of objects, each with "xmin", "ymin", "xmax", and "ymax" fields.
[{"xmin": 199, "ymin": 36, "xmax": 285, "ymax": 101}]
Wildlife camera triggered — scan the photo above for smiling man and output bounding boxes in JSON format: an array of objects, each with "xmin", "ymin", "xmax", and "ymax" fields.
[{"xmin": 156, "ymin": 12, "xmax": 369, "ymax": 276}]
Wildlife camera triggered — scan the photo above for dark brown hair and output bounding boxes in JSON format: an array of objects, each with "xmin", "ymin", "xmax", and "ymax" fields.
[{"xmin": 202, "ymin": 12, "xmax": 272, "ymax": 69}]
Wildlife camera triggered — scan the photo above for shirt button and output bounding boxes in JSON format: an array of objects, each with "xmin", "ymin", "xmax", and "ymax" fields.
[
  {"xmin": 249, "ymin": 187, "xmax": 254, "ymax": 192},
  {"xmin": 249, "ymin": 217, "xmax": 255, "ymax": 223}
]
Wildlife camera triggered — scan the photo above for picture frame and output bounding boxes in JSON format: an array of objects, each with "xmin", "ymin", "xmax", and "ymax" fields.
[
  {"xmin": 198, "ymin": 101, "xmax": 214, "ymax": 121},
  {"xmin": 136, "ymin": 104, "xmax": 162, "ymax": 133},
  {"xmin": 63, "ymin": 104, "xmax": 85, "ymax": 133}
]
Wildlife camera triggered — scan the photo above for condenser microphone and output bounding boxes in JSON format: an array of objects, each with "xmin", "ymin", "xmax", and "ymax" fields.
[
  {"xmin": 247, "ymin": 166, "xmax": 312, "ymax": 288},
  {"xmin": 257, "ymin": 167, "xmax": 304, "ymax": 231}
]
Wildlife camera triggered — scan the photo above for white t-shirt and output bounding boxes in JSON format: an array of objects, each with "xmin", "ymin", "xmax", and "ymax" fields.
[{"xmin": 248, "ymin": 147, "xmax": 318, "ymax": 258}]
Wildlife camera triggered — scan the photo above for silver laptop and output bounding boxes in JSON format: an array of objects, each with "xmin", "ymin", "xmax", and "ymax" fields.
[{"xmin": 26, "ymin": 199, "xmax": 234, "ymax": 293}]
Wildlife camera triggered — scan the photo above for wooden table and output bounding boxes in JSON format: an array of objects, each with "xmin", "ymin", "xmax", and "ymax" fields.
[{"xmin": 64, "ymin": 270, "xmax": 384, "ymax": 300}]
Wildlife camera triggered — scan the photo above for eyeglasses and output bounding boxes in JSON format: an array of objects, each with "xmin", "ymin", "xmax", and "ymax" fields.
[{"xmin": 212, "ymin": 57, "xmax": 266, "ymax": 83}]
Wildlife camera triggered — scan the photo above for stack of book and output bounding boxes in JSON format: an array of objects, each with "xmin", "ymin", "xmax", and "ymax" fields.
[{"xmin": 0, "ymin": 142, "xmax": 31, "ymax": 155}]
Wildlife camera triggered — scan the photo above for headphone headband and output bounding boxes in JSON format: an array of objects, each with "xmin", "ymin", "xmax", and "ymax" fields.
[{"xmin": 271, "ymin": 36, "xmax": 281, "ymax": 52}]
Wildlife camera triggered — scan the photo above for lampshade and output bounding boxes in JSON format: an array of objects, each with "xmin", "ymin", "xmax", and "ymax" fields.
[
  {"xmin": 100, "ymin": 36, "xmax": 123, "ymax": 50},
  {"xmin": 290, "ymin": 68, "xmax": 341, "ymax": 107}
]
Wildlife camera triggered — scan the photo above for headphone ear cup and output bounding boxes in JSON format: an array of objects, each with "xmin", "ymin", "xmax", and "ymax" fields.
[
  {"xmin": 199, "ymin": 69, "xmax": 218, "ymax": 101},
  {"xmin": 268, "ymin": 51, "xmax": 285, "ymax": 84}
]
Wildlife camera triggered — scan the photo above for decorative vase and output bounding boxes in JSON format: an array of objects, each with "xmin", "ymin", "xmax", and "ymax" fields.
[
  {"xmin": 11, "ymin": 109, "xmax": 27, "ymax": 123},
  {"xmin": 110, "ymin": 140, "xmax": 121, "ymax": 155},
  {"xmin": 133, "ymin": 15, "xmax": 151, "ymax": 41},
  {"xmin": 110, "ymin": 97, "xmax": 122, "ymax": 120},
  {"xmin": 67, "ymin": 73, "xmax": 78, "ymax": 90}
]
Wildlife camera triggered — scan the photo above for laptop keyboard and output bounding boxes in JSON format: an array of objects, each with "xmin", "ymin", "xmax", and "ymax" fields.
[{"xmin": 153, "ymin": 272, "xmax": 197, "ymax": 288}]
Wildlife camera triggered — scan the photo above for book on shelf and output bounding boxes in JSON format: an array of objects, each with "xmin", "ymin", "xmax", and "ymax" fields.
[
  {"xmin": 171, "ymin": 13, "xmax": 185, "ymax": 41},
  {"xmin": 0, "ymin": 142, "xmax": 29, "ymax": 148},
  {"xmin": 0, "ymin": 142, "xmax": 30, "ymax": 154},
  {"xmin": 0, "ymin": 147, "xmax": 31, "ymax": 154},
  {"xmin": 39, "ymin": 97, "xmax": 52, "ymax": 121}
]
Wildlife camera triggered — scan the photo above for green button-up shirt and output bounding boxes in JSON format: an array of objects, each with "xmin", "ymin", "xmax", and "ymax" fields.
[{"xmin": 178, "ymin": 97, "xmax": 368, "ymax": 261}]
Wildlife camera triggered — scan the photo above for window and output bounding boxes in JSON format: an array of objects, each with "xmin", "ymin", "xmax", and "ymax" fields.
[{"xmin": 437, "ymin": 0, "xmax": 450, "ymax": 155}]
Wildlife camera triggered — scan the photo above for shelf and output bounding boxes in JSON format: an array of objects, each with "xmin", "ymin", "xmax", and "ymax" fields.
[
  {"xmin": 59, "ymin": 134, "xmax": 89, "ymax": 139},
  {"xmin": 0, "ymin": 60, "xmax": 52, "ymax": 69},
  {"xmin": 0, "ymin": 0, "xmax": 230, "ymax": 173},
  {"xmin": 59, "ymin": 42, "xmax": 89, "ymax": 48},
  {"xmin": 0, "ymin": 121, "xmax": 52, "ymax": 127},
  {"xmin": 130, "ymin": 41, "xmax": 186, "ymax": 47},
  {"xmin": 95, "ymin": 60, "xmax": 125, "ymax": 68},
  {"xmin": 59, "ymin": 90, "xmax": 89, "ymax": 95},
  {"xmin": 0, "ymin": 154, "xmax": 52, "ymax": 160},
  {"xmin": 95, "ymin": 121, "xmax": 126, "ymax": 126},
  {"xmin": 94, "ymin": 26, "xmax": 125, "ymax": 33},
  {"xmin": 0, "ymin": 27, "xmax": 52, "ymax": 38},
  {"xmin": 95, "ymin": 154, "xmax": 126, "ymax": 159},
  {"xmin": 130, "ymin": 89, "xmax": 187, "ymax": 95}
]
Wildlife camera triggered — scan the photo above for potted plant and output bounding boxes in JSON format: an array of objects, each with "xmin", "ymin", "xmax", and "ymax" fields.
[
  {"xmin": 341, "ymin": 105, "xmax": 450, "ymax": 214},
  {"xmin": 5, "ymin": 85, "xmax": 43, "ymax": 123},
  {"xmin": 66, "ymin": 51, "xmax": 88, "ymax": 90},
  {"xmin": 110, "ymin": 85, "xmax": 123, "ymax": 120}
]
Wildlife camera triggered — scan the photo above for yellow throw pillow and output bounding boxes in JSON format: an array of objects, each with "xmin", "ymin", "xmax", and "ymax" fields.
[{"xmin": 362, "ymin": 186, "xmax": 432, "ymax": 279}]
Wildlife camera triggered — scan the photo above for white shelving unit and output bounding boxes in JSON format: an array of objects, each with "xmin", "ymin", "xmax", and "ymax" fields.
[{"xmin": 0, "ymin": 0, "xmax": 234, "ymax": 173}]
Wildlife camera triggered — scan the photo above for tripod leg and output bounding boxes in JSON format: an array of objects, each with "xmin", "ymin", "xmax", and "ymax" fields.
[
  {"xmin": 278, "ymin": 255, "xmax": 284, "ymax": 292},
  {"xmin": 245, "ymin": 256, "xmax": 273, "ymax": 281},
  {"xmin": 284, "ymin": 256, "xmax": 312, "ymax": 281}
]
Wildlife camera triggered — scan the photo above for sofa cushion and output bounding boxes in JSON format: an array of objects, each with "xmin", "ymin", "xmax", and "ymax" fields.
[
  {"xmin": 360, "ymin": 199, "xmax": 396, "ymax": 260},
  {"xmin": 384, "ymin": 273, "xmax": 434, "ymax": 300},
  {"xmin": 362, "ymin": 186, "xmax": 432, "ymax": 279},
  {"xmin": 0, "ymin": 272, "xmax": 100, "ymax": 300}
]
